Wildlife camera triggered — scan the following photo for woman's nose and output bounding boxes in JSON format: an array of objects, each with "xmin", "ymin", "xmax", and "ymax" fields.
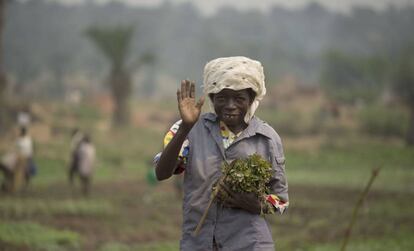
[{"xmin": 225, "ymin": 98, "xmax": 237, "ymax": 109}]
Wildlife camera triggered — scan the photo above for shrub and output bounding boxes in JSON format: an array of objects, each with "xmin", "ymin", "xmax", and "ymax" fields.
[{"xmin": 358, "ymin": 105, "xmax": 408, "ymax": 137}]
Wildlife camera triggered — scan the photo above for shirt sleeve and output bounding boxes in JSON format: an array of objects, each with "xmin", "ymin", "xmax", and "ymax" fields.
[
  {"xmin": 266, "ymin": 136, "xmax": 289, "ymax": 214},
  {"xmin": 152, "ymin": 120, "xmax": 189, "ymax": 174}
]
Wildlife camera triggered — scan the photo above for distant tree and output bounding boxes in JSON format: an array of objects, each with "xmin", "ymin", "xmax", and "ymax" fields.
[
  {"xmin": 85, "ymin": 25, "xmax": 134, "ymax": 126},
  {"xmin": 321, "ymin": 50, "xmax": 388, "ymax": 104},
  {"xmin": 393, "ymin": 47, "xmax": 414, "ymax": 145}
]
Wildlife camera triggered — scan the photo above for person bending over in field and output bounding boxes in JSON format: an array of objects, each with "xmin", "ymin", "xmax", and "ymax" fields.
[{"xmin": 154, "ymin": 56, "xmax": 288, "ymax": 251}]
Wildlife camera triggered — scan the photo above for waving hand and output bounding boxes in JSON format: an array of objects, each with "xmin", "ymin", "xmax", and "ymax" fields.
[{"xmin": 177, "ymin": 80, "xmax": 205, "ymax": 128}]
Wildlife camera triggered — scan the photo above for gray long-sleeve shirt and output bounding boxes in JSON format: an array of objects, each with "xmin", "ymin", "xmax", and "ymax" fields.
[{"xmin": 161, "ymin": 113, "xmax": 288, "ymax": 251}]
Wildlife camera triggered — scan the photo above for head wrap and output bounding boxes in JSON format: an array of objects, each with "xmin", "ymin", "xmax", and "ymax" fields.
[{"xmin": 202, "ymin": 56, "xmax": 266, "ymax": 123}]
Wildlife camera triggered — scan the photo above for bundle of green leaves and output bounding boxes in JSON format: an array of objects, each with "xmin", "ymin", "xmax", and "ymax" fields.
[
  {"xmin": 194, "ymin": 154, "xmax": 274, "ymax": 235},
  {"xmin": 214, "ymin": 154, "xmax": 274, "ymax": 214}
]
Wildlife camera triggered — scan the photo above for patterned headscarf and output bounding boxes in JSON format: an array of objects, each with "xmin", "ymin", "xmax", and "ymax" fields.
[{"xmin": 203, "ymin": 56, "xmax": 266, "ymax": 123}]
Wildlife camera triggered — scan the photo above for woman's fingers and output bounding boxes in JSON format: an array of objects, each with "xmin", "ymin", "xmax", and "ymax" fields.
[
  {"xmin": 185, "ymin": 80, "xmax": 191, "ymax": 98},
  {"xmin": 181, "ymin": 80, "xmax": 191, "ymax": 99},
  {"xmin": 180, "ymin": 80, "xmax": 199, "ymax": 101},
  {"xmin": 190, "ymin": 81, "xmax": 195, "ymax": 98},
  {"xmin": 181, "ymin": 80, "xmax": 186, "ymax": 100},
  {"xmin": 177, "ymin": 89, "xmax": 181, "ymax": 103}
]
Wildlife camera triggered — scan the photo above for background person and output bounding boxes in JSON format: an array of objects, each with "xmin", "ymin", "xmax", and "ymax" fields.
[
  {"xmin": 68, "ymin": 128, "xmax": 84, "ymax": 186},
  {"xmin": 0, "ymin": 152, "xmax": 16, "ymax": 192},
  {"xmin": 74, "ymin": 135, "xmax": 96, "ymax": 196},
  {"xmin": 15, "ymin": 127, "xmax": 36, "ymax": 191}
]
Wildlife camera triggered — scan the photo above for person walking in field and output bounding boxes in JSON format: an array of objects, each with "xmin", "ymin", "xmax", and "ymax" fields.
[
  {"xmin": 70, "ymin": 134, "xmax": 96, "ymax": 196},
  {"xmin": 77, "ymin": 135, "xmax": 96, "ymax": 196},
  {"xmin": 154, "ymin": 56, "xmax": 289, "ymax": 251}
]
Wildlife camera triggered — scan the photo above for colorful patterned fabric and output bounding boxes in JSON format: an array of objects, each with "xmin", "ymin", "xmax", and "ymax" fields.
[
  {"xmin": 265, "ymin": 194, "xmax": 289, "ymax": 214},
  {"xmin": 219, "ymin": 121, "xmax": 241, "ymax": 149},
  {"xmin": 161, "ymin": 120, "xmax": 189, "ymax": 174}
]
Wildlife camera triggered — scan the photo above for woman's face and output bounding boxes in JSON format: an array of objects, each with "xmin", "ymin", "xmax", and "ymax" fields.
[{"xmin": 212, "ymin": 88, "xmax": 253, "ymax": 129}]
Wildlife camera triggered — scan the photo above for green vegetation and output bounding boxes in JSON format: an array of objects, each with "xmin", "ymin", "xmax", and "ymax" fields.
[
  {"xmin": 214, "ymin": 154, "xmax": 274, "ymax": 213},
  {"xmin": 220, "ymin": 154, "xmax": 273, "ymax": 194},
  {"xmin": 0, "ymin": 199, "xmax": 115, "ymax": 218},
  {"xmin": 99, "ymin": 241, "xmax": 178, "ymax": 251},
  {"xmin": 308, "ymin": 233, "xmax": 414, "ymax": 251},
  {"xmin": 286, "ymin": 138, "xmax": 414, "ymax": 191},
  {"xmin": 358, "ymin": 105, "xmax": 409, "ymax": 137},
  {"xmin": 0, "ymin": 222, "xmax": 81, "ymax": 251},
  {"xmin": 321, "ymin": 51, "xmax": 389, "ymax": 104}
]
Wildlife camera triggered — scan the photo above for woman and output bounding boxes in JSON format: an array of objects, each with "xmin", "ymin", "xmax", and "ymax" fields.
[{"xmin": 154, "ymin": 56, "xmax": 288, "ymax": 251}]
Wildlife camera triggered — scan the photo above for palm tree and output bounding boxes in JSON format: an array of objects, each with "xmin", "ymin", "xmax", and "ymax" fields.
[{"xmin": 86, "ymin": 25, "xmax": 134, "ymax": 126}]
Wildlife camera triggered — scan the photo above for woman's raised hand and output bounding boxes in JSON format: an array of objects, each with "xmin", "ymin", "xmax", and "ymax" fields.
[{"xmin": 177, "ymin": 80, "xmax": 205, "ymax": 128}]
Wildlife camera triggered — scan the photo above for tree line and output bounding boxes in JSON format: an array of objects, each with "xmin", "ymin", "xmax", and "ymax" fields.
[
  {"xmin": 4, "ymin": 1, "xmax": 414, "ymax": 93},
  {"xmin": 2, "ymin": 0, "xmax": 414, "ymax": 143}
]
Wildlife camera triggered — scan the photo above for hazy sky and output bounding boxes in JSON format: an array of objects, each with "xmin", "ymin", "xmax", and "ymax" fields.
[{"xmin": 49, "ymin": 0, "xmax": 414, "ymax": 15}]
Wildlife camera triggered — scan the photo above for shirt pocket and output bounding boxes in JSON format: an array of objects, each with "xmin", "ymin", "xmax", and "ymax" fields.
[{"xmin": 275, "ymin": 156, "xmax": 285, "ymax": 165}]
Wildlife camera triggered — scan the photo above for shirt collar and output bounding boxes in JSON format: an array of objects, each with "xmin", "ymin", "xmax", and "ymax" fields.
[
  {"xmin": 202, "ymin": 112, "xmax": 271, "ymax": 138},
  {"xmin": 202, "ymin": 112, "xmax": 218, "ymax": 122}
]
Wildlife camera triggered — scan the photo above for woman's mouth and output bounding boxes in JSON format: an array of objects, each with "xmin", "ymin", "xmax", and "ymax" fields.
[{"xmin": 223, "ymin": 114, "xmax": 239, "ymax": 120}]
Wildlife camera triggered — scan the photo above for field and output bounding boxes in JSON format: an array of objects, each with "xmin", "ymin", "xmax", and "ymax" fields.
[{"xmin": 0, "ymin": 100, "xmax": 413, "ymax": 251}]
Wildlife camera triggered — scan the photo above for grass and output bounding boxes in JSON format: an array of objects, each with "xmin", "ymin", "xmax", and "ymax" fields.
[
  {"xmin": 99, "ymin": 241, "xmax": 179, "ymax": 251},
  {"xmin": 0, "ymin": 221, "xmax": 81, "ymax": 251},
  {"xmin": 286, "ymin": 137, "xmax": 414, "ymax": 192},
  {"xmin": 0, "ymin": 198, "xmax": 115, "ymax": 217},
  {"xmin": 307, "ymin": 232, "xmax": 414, "ymax": 251}
]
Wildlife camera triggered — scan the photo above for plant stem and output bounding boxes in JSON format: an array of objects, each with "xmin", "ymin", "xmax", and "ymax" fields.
[{"xmin": 340, "ymin": 167, "xmax": 381, "ymax": 251}]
